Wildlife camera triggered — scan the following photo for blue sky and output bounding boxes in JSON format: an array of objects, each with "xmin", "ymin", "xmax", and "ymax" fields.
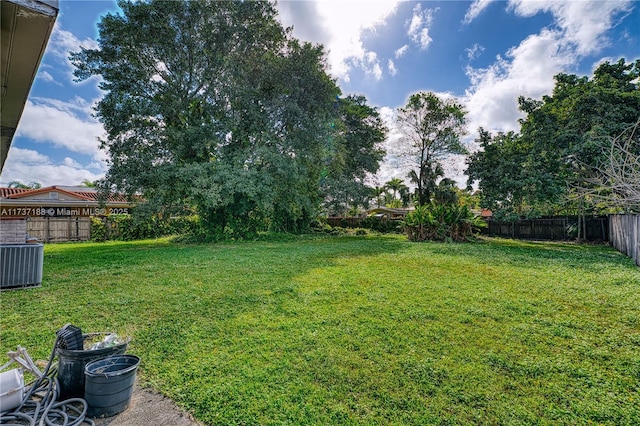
[{"xmin": 1, "ymin": 0, "xmax": 638, "ymax": 188}]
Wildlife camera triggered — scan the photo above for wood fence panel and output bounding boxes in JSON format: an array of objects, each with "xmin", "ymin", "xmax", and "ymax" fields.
[
  {"xmin": 27, "ymin": 217, "xmax": 91, "ymax": 242},
  {"xmin": 610, "ymin": 214, "xmax": 640, "ymax": 266},
  {"xmin": 484, "ymin": 217, "xmax": 608, "ymax": 241},
  {"xmin": 26, "ymin": 218, "xmax": 47, "ymax": 241},
  {"xmin": 326, "ymin": 217, "xmax": 366, "ymax": 228}
]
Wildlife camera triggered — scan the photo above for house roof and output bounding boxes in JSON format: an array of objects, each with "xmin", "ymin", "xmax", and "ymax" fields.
[
  {"xmin": 367, "ymin": 207, "xmax": 411, "ymax": 217},
  {"xmin": 0, "ymin": 186, "xmax": 130, "ymax": 203},
  {"xmin": 1, "ymin": 0, "xmax": 58, "ymax": 173},
  {"xmin": 0, "ymin": 187, "xmax": 32, "ymax": 198}
]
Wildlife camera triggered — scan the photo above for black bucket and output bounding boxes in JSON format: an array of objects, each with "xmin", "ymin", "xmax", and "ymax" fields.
[
  {"xmin": 84, "ymin": 354, "xmax": 140, "ymax": 418},
  {"xmin": 57, "ymin": 334, "xmax": 128, "ymax": 400}
]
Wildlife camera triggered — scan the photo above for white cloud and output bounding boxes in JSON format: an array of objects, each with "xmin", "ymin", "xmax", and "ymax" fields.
[
  {"xmin": 406, "ymin": 3, "xmax": 435, "ymax": 50},
  {"xmin": 465, "ymin": 29, "xmax": 573, "ymax": 134},
  {"xmin": 466, "ymin": 43, "xmax": 485, "ymax": 61},
  {"xmin": 276, "ymin": 1, "xmax": 402, "ymax": 82},
  {"xmin": 388, "ymin": 59, "xmax": 398, "ymax": 76},
  {"xmin": 16, "ymin": 98, "xmax": 106, "ymax": 162},
  {"xmin": 370, "ymin": 106, "xmax": 407, "ymax": 186},
  {"xmin": 463, "ymin": 0, "xmax": 496, "ymax": 24},
  {"xmin": 276, "ymin": 1, "xmax": 331, "ymax": 45},
  {"xmin": 47, "ymin": 22, "xmax": 100, "ymax": 83},
  {"xmin": 49, "ymin": 23, "xmax": 99, "ymax": 61},
  {"xmin": 62, "ymin": 157, "xmax": 83, "ymax": 168},
  {"xmin": 463, "ymin": 0, "xmax": 632, "ymax": 136},
  {"xmin": 395, "ymin": 44, "xmax": 409, "ymax": 58},
  {"xmin": 37, "ymin": 70, "xmax": 59, "ymax": 85},
  {"xmin": 4, "ymin": 148, "xmax": 50, "ymax": 165},
  {"xmin": 507, "ymin": 0, "xmax": 633, "ymax": 56},
  {"xmin": 363, "ymin": 52, "xmax": 383, "ymax": 80},
  {"xmin": 0, "ymin": 148, "xmax": 105, "ymax": 187}
]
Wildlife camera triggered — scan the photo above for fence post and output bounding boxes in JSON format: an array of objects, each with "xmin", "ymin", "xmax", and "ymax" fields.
[{"xmin": 633, "ymin": 215, "xmax": 640, "ymax": 266}]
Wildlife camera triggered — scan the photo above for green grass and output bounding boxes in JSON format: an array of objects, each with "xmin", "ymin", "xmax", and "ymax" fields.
[{"xmin": 1, "ymin": 235, "xmax": 639, "ymax": 425}]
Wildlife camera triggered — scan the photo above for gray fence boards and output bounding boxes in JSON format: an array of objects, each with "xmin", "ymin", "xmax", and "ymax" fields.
[{"xmin": 609, "ymin": 214, "xmax": 640, "ymax": 266}]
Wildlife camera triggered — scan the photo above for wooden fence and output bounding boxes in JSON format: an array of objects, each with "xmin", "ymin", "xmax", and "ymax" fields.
[
  {"xmin": 482, "ymin": 216, "xmax": 609, "ymax": 241},
  {"xmin": 609, "ymin": 214, "xmax": 639, "ymax": 266},
  {"xmin": 326, "ymin": 217, "xmax": 370, "ymax": 228},
  {"xmin": 26, "ymin": 217, "xmax": 91, "ymax": 242}
]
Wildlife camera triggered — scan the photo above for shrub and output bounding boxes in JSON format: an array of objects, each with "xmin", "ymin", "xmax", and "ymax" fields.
[
  {"xmin": 90, "ymin": 217, "xmax": 108, "ymax": 241},
  {"xmin": 91, "ymin": 214, "xmax": 201, "ymax": 241},
  {"xmin": 404, "ymin": 203, "xmax": 486, "ymax": 242},
  {"xmin": 360, "ymin": 216, "xmax": 403, "ymax": 233}
]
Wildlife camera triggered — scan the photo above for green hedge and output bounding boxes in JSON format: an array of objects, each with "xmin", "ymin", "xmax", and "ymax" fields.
[
  {"xmin": 91, "ymin": 215, "xmax": 200, "ymax": 241},
  {"xmin": 322, "ymin": 216, "xmax": 403, "ymax": 233}
]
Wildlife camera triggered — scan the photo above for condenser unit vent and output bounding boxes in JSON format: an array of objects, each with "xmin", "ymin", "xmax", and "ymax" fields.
[{"xmin": 0, "ymin": 244, "xmax": 44, "ymax": 289}]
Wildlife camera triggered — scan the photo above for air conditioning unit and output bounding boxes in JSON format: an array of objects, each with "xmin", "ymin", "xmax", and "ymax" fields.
[{"xmin": 0, "ymin": 244, "xmax": 44, "ymax": 289}]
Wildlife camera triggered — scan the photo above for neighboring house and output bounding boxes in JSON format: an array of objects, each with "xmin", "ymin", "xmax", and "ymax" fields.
[
  {"xmin": 367, "ymin": 207, "xmax": 411, "ymax": 219},
  {"xmin": 0, "ymin": 186, "xmax": 133, "ymax": 242},
  {"xmin": 0, "ymin": 186, "xmax": 132, "ymax": 217}
]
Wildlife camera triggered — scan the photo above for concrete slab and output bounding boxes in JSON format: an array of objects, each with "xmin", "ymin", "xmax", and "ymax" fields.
[{"xmin": 92, "ymin": 381, "xmax": 201, "ymax": 426}]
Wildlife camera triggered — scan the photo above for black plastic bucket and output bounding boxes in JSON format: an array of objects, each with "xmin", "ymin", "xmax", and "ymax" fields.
[
  {"xmin": 84, "ymin": 354, "xmax": 140, "ymax": 418},
  {"xmin": 57, "ymin": 334, "xmax": 128, "ymax": 400}
]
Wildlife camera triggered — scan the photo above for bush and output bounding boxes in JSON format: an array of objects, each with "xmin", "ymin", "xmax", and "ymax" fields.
[
  {"xmin": 91, "ymin": 214, "xmax": 201, "ymax": 241},
  {"xmin": 309, "ymin": 222, "xmax": 373, "ymax": 237},
  {"xmin": 90, "ymin": 217, "xmax": 108, "ymax": 241},
  {"xmin": 404, "ymin": 203, "xmax": 486, "ymax": 242},
  {"xmin": 359, "ymin": 216, "xmax": 403, "ymax": 233}
]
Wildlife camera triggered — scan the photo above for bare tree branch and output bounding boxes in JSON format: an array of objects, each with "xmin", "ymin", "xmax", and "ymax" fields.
[{"xmin": 573, "ymin": 119, "xmax": 640, "ymax": 212}]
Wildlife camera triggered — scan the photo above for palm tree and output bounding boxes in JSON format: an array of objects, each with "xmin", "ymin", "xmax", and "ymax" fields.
[
  {"xmin": 371, "ymin": 185, "xmax": 388, "ymax": 208},
  {"xmin": 434, "ymin": 177, "xmax": 459, "ymax": 205},
  {"xmin": 384, "ymin": 178, "xmax": 408, "ymax": 204},
  {"xmin": 80, "ymin": 179, "xmax": 97, "ymax": 187},
  {"xmin": 399, "ymin": 186, "xmax": 411, "ymax": 207},
  {"xmin": 8, "ymin": 181, "xmax": 41, "ymax": 189},
  {"xmin": 408, "ymin": 163, "xmax": 443, "ymax": 205}
]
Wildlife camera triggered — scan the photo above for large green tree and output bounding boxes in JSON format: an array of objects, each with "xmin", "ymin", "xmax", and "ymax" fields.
[
  {"xmin": 466, "ymin": 129, "xmax": 537, "ymax": 219},
  {"xmin": 71, "ymin": 0, "xmax": 343, "ymax": 238},
  {"xmin": 7, "ymin": 181, "xmax": 41, "ymax": 189},
  {"xmin": 396, "ymin": 92, "xmax": 467, "ymax": 206},
  {"xmin": 384, "ymin": 177, "xmax": 409, "ymax": 207},
  {"xmin": 467, "ymin": 58, "xmax": 640, "ymax": 218},
  {"xmin": 518, "ymin": 58, "xmax": 640, "ymax": 214},
  {"xmin": 320, "ymin": 95, "xmax": 387, "ymax": 215}
]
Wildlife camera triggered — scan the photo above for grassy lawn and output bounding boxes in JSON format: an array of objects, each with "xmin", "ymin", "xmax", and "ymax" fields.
[{"xmin": 1, "ymin": 235, "xmax": 639, "ymax": 425}]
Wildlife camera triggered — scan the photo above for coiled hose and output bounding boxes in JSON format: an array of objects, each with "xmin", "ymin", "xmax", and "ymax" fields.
[{"xmin": 0, "ymin": 336, "xmax": 94, "ymax": 426}]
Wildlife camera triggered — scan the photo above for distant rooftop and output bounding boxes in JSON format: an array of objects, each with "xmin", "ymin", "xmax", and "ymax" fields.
[{"xmin": 0, "ymin": 186, "xmax": 130, "ymax": 203}]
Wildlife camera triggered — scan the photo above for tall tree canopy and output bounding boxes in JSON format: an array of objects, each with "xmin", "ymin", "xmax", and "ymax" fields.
[
  {"xmin": 518, "ymin": 58, "xmax": 640, "ymax": 213},
  {"xmin": 466, "ymin": 129, "xmax": 541, "ymax": 219},
  {"xmin": 320, "ymin": 95, "xmax": 387, "ymax": 215},
  {"xmin": 396, "ymin": 92, "xmax": 467, "ymax": 206},
  {"xmin": 7, "ymin": 181, "xmax": 41, "ymax": 189},
  {"xmin": 71, "ymin": 0, "xmax": 362, "ymax": 238},
  {"xmin": 467, "ymin": 58, "xmax": 640, "ymax": 217}
]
